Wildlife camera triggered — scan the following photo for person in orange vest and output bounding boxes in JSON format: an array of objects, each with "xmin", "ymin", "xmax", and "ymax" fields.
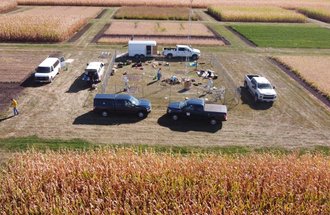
[{"xmin": 11, "ymin": 98, "xmax": 19, "ymax": 116}]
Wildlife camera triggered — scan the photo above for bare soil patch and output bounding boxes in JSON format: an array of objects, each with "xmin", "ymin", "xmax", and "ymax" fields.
[
  {"xmin": 0, "ymin": 83, "xmax": 23, "ymax": 113},
  {"xmin": 0, "ymin": 51, "xmax": 47, "ymax": 83},
  {"xmin": 97, "ymin": 21, "xmax": 225, "ymax": 45}
]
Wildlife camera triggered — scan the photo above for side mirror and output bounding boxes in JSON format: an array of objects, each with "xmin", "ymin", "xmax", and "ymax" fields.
[
  {"xmin": 101, "ymin": 63, "xmax": 104, "ymax": 67},
  {"xmin": 87, "ymin": 63, "xmax": 89, "ymax": 66},
  {"xmin": 273, "ymin": 86, "xmax": 276, "ymax": 89}
]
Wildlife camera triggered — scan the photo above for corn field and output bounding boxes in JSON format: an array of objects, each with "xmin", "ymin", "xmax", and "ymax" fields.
[
  {"xmin": 297, "ymin": 7, "xmax": 330, "ymax": 23},
  {"xmin": 0, "ymin": 6, "xmax": 101, "ymax": 42},
  {"xmin": 0, "ymin": 15, "xmax": 87, "ymax": 42},
  {"xmin": 0, "ymin": 0, "xmax": 17, "ymax": 13},
  {"xmin": 114, "ymin": 6, "xmax": 197, "ymax": 21},
  {"xmin": 16, "ymin": 0, "xmax": 330, "ymax": 8},
  {"xmin": 208, "ymin": 6, "xmax": 306, "ymax": 22},
  {"xmin": 0, "ymin": 150, "xmax": 329, "ymax": 214}
]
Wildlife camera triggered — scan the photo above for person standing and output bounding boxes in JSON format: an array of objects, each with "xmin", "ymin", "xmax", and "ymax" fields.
[
  {"xmin": 206, "ymin": 77, "xmax": 213, "ymax": 93},
  {"xmin": 123, "ymin": 72, "xmax": 129, "ymax": 92},
  {"xmin": 156, "ymin": 68, "xmax": 162, "ymax": 81},
  {"xmin": 11, "ymin": 98, "xmax": 19, "ymax": 116}
]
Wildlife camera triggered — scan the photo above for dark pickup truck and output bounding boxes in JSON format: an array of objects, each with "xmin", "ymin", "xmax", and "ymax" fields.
[
  {"xmin": 167, "ymin": 98, "xmax": 227, "ymax": 126},
  {"xmin": 94, "ymin": 94, "xmax": 151, "ymax": 118}
]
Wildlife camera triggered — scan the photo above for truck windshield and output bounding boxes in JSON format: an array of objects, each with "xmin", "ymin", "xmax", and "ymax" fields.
[
  {"xmin": 258, "ymin": 83, "xmax": 272, "ymax": 89},
  {"xmin": 85, "ymin": 69, "xmax": 97, "ymax": 74},
  {"xmin": 179, "ymin": 101, "xmax": 187, "ymax": 108},
  {"xmin": 36, "ymin": 67, "xmax": 50, "ymax": 73},
  {"xmin": 130, "ymin": 97, "xmax": 139, "ymax": 105}
]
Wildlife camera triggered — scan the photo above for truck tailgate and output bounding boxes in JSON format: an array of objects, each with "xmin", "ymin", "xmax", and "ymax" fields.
[{"xmin": 204, "ymin": 104, "xmax": 227, "ymax": 114}]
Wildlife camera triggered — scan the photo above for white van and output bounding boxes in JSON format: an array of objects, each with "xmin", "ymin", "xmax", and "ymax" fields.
[{"xmin": 34, "ymin": 57, "xmax": 61, "ymax": 83}]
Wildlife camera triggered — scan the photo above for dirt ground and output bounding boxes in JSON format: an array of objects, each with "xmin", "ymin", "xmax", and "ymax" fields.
[
  {"xmin": 0, "ymin": 48, "xmax": 328, "ymax": 148},
  {"xmin": 0, "ymin": 6, "xmax": 329, "ymax": 149}
]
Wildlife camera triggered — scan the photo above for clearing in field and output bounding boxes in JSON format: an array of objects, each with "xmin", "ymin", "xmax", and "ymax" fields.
[
  {"xmin": 274, "ymin": 55, "xmax": 330, "ymax": 99},
  {"xmin": 0, "ymin": 0, "xmax": 17, "ymax": 13},
  {"xmin": 1, "ymin": 151, "xmax": 329, "ymax": 214},
  {"xmin": 230, "ymin": 24, "xmax": 330, "ymax": 48},
  {"xmin": 0, "ymin": 6, "xmax": 102, "ymax": 42},
  {"xmin": 296, "ymin": 6, "xmax": 330, "ymax": 23},
  {"xmin": 114, "ymin": 6, "xmax": 197, "ymax": 20},
  {"xmin": 106, "ymin": 56, "xmax": 231, "ymax": 109},
  {"xmin": 97, "ymin": 21, "xmax": 225, "ymax": 45},
  {"xmin": 0, "ymin": 51, "xmax": 48, "ymax": 113},
  {"xmin": 208, "ymin": 6, "xmax": 306, "ymax": 22}
]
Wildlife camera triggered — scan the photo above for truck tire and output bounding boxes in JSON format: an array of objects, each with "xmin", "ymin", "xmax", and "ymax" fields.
[
  {"xmin": 166, "ymin": 54, "xmax": 173, "ymax": 59},
  {"xmin": 210, "ymin": 118, "xmax": 218, "ymax": 126},
  {"xmin": 140, "ymin": 54, "xmax": 145, "ymax": 59},
  {"xmin": 134, "ymin": 54, "xmax": 140, "ymax": 59},
  {"xmin": 254, "ymin": 94, "xmax": 259, "ymax": 103},
  {"xmin": 101, "ymin": 111, "xmax": 108, "ymax": 117},
  {"xmin": 172, "ymin": 114, "xmax": 178, "ymax": 121},
  {"xmin": 137, "ymin": 111, "xmax": 146, "ymax": 118},
  {"xmin": 192, "ymin": 54, "xmax": 198, "ymax": 60}
]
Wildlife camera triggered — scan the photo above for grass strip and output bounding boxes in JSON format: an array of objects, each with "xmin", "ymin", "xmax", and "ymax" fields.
[
  {"xmin": 0, "ymin": 136, "xmax": 329, "ymax": 155},
  {"xmin": 230, "ymin": 24, "xmax": 330, "ymax": 48}
]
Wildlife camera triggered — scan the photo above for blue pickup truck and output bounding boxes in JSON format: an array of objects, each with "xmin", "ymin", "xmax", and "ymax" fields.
[
  {"xmin": 167, "ymin": 98, "xmax": 227, "ymax": 126},
  {"xmin": 94, "ymin": 94, "xmax": 151, "ymax": 118}
]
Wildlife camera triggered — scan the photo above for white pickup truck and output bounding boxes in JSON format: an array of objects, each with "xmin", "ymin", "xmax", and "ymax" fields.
[
  {"xmin": 162, "ymin": 45, "xmax": 201, "ymax": 60},
  {"xmin": 244, "ymin": 75, "xmax": 277, "ymax": 103}
]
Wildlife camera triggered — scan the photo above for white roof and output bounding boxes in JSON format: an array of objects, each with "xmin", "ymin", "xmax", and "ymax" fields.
[
  {"xmin": 86, "ymin": 62, "xmax": 103, "ymax": 70},
  {"xmin": 128, "ymin": 40, "xmax": 157, "ymax": 46},
  {"xmin": 253, "ymin": 77, "xmax": 271, "ymax": 84},
  {"xmin": 39, "ymin": 57, "xmax": 58, "ymax": 67}
]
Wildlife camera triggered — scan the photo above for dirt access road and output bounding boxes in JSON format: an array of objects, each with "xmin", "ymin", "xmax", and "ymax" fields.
[{"xmin": 0, "ymin": 47, "xmax": 329, "ymax": 148}]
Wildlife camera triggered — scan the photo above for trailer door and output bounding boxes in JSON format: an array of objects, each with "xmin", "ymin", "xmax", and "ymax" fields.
[{"xmin": 146, "ymin": 45, "xmax": 152, "ymax": 56}]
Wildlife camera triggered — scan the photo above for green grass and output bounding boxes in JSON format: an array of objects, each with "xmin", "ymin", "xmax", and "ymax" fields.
[
  {"xmin": 230, "ymin": 24, "xmax": 330, "ymax": 48},
  {"xmin": 0, "ymin": 136, "xmax": 94, "ymax": 152},
  {"xmin": 0, "ymin": 136, "xmax": 330, "ymax": 156}
]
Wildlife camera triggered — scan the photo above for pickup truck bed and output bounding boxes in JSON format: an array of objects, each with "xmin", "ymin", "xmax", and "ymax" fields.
[{"xmin": 204, "ymin": 104, "xmax": 227, "ymax": 113}]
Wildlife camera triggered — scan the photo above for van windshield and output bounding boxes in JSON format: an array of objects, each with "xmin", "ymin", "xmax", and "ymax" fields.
[{"xmin": 36, "ymin": 67, "xmax": 51, "ymax": 73}]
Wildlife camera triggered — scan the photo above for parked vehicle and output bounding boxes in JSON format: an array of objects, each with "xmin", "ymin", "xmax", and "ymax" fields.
[
  {"xmin": 162, "ymin": 45, "xmax": 201, "ymax": 60},
  {"xmin": 82, "ymin": 62, "xmax": 105, "ymax": 85},
  {"xmin": 94, "ymin": 94, "xmax": 152, "ymax": 118},
  {"xmin": 166, "ymin": 98, "xmax": 227, "ymax": 126},
  {"xmin": 128, "ymin": 40, "xmax": 158, "ymax": 58},
  {"xmin": 34, "ymin": 57, "xmax": 63, "ymax": 83},
  {"xmin": 244, "ymin": 75, "xmax": 277, "ymax": 103}
]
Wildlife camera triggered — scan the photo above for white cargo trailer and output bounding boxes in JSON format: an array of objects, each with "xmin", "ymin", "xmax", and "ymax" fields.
[{"xmin": 128, "ymin": 40, "xmax": 157, "ymax": 58}]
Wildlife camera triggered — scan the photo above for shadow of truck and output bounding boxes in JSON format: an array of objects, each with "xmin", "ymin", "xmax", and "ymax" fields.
[{"xmin": 157, "ymin": 114, "xmax": 222, "ymax": 133}]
